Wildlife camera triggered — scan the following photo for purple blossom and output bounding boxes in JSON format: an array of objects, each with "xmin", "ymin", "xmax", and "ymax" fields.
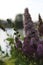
[
  {"xmin": 15, "ymin": 37, "xmax": 22, "ymax": 49},
  {"xmin": 37, "ymin": 41, "xmax": 43, "ymax": 58},
  {"xmin": 22, "ymin": 37, "xmax": 35, "ymax": 57}
]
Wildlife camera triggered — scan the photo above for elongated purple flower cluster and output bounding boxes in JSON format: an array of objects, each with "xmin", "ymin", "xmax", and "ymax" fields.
[
  {"xmin": 37, "ymin": 41, "xmax": 43, "ymax": 58},
  {"xmin": 23, "ymin": 8, "xmax": 35, "ymax": 37},
  {"xmin": 15, "ymin": 37, "xmax": 22, "ymax": 50}
]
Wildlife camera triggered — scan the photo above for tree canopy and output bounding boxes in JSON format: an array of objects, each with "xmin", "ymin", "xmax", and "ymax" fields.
[{"xmin": 14, "ymin": 14, "xmax": 23, "ymax": 30}]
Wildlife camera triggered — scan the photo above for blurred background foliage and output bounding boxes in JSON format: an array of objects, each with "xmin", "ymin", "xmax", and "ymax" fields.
[{"xmin": 14, "ymin": 14, "xmax": 23, "ymax": 30}]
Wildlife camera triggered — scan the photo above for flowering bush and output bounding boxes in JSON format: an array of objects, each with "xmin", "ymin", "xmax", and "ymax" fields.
[{"xmin": 13, "ymin": 36, "xmax": 43, "ymax": 65}]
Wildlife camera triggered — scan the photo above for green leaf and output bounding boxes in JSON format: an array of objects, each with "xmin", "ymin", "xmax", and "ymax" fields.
[{"xmin": 6, "ymin": 38, "xmax": 14, "ymax": 44}]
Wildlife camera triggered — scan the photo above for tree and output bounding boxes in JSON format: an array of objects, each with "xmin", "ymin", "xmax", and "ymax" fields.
[
  {"xmin": 14, "ymin": 14, "xmax": 23, "ymax": 30},
  {"xmin": 7, "ymin": 19, "xmax": 14, "ymax": 28},
  {"xmin": 0, "ymin": 24, "xmax": 5, "ymax": 31}
]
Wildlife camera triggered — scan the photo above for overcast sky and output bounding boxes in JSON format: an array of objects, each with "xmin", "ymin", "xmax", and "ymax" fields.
[{"xmin": 0, "ymin": 0, "xmax": 43, "ymax": 21}]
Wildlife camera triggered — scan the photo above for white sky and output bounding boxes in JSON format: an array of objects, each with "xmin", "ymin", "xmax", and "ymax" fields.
[{"xmin": 0, "ymin": 0, "xmax": 43, "ymax": 21}]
